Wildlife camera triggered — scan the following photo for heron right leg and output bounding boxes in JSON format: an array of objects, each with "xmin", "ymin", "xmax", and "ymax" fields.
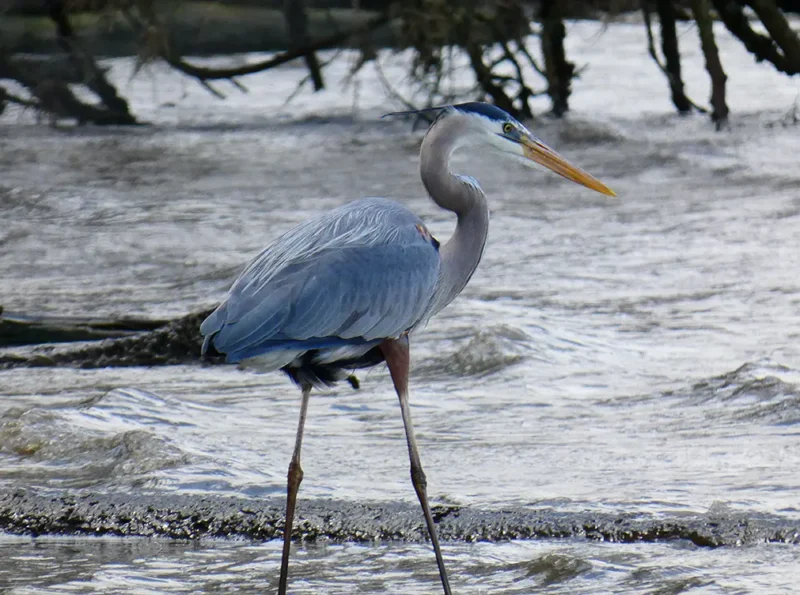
[
  {"xmin": 278, "ymin": 383, "xmax": 311, "ymax": 595},
  {"xmin": 381, "ymin": 337, "xmax": 453, "ymax": 595}
]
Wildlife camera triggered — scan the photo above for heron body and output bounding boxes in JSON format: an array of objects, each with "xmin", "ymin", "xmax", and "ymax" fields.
[
  {"xmin": 200, "ymin": 102, "xmax": 615, "ymax": 595},
  {"xmin": 201, "ymin": 197, "xmax": 442, "ymax": 387}
]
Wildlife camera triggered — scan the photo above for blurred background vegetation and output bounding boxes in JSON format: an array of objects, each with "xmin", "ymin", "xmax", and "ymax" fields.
[{"xmin": 2, "ymin": 0, "xmax": 800, "ymax": 128}]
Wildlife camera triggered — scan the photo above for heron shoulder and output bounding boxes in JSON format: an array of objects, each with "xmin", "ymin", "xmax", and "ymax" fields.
[{"xmin": 235, "ymin": 198, "xmax": 431, "ymax": 288}]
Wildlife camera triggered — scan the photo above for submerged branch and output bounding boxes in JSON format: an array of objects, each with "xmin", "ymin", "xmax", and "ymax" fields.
[
  {"xmin": 465, "ymin": 43, "xmax": 518, "ymax": 116},
  {"xmin": 540, "ymin": 0, "xmax": 573, "ymax": 117},
  {"xmin": 642, "ymin": 2, "xmax": 707, "ymax": 115},
  {"xmin": 156, "ymin": 13, "xmax": 389, "ymax": 84},
  {"xmin": 655, "ymin": 0, "xmax": 692, "ymax": 113},
  {"xmin": 0, "ymin": 2, "xmax": 138, "ymax": 125},
  {"xmin": 712, "ymin": 0, "xmax": 800, "ymax": 75},
  {"xmin": 0, "ymin": 86, "xmax": 39, "ymax": 110},
  {"xmin": 283, "ymin": 0, "xmax": 324, "ymax": 91},
  {"xmin": 691, "ymin": 0, "xmax": 729, "ymax": 128},
  {"xmin": 0, "ymin": 309, "xmax": 215, "ymax": 369},
  {"xmin": 45, "ymin": 0, "xmax": 137, "ymax": 124},
  {"xmin": 748, "ymin": 0, "xmax": 800, "ymax": 66},
  {"xmin": 0, "ymin": 311, "xmax": 171, "ymax": 347}
]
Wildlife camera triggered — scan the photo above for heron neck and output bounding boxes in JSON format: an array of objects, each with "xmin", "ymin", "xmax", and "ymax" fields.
[{"xmin": 420, "ymin": 118, "xmax": 490, "ymax": 314}]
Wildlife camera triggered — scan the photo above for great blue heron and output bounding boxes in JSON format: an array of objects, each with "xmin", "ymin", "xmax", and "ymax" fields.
[{"xmin": 200, "ymin": 102, "xmax": 615, "ymax": 594}]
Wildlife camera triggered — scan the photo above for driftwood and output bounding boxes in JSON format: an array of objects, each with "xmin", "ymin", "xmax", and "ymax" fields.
[
  {"xmin": 122, "ymin": 6, "xmax": 389, "ymax": 94},
  {"xmin": 0, "ymin": 309, "xmax": 218, "ymax": 369},
  {"xmin": 0, "ymin": 311, "xmax": 171, "ymax": 347}
]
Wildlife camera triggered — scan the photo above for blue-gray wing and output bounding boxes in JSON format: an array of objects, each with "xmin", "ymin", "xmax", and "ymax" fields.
[{"xmin": 201, "ymin": 198, "xmax": 441, "ymax": 363}]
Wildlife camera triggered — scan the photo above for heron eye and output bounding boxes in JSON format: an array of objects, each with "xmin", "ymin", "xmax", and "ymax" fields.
[{"xmin": 502, "ymin": 123, "xmax": 514, "ymax": 134}]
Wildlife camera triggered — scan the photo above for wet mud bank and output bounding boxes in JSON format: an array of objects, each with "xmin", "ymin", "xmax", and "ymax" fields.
[{"xmin": 1, "ymin": 490, "xmax": 798, "ymax": 548}]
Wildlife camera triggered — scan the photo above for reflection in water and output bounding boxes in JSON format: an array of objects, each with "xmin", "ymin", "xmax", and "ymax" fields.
[{"xmin": 2, "ymin": 20, "xmax": 800, "ymax": 594}]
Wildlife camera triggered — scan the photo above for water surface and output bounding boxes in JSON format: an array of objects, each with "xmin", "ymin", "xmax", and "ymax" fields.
[{"xmin": 2, "ymin": 19, "xmax": 800, "ymax": 593}]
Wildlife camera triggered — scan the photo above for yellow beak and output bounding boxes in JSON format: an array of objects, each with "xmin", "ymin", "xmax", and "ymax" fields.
[{"xmin": 521, "ymin": 136, "xmax": 616, "ymax": 197}]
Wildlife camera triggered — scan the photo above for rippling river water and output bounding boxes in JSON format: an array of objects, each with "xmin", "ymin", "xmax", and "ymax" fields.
[{"xmin": 2, "ymin": 20, "xmax": 800, "ymax": 594}]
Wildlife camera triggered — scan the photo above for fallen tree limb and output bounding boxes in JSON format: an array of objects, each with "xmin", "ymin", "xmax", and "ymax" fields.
[
  {"xmin": 46, "ymin": 0, "xmax": 137, "ymax": 124},
  {"xmin": 691, "ymin": 0, "xmax": 729, "ymax": 128},
  {"xmin": 0, "ymin": 1, "xmax": 139, "ymax": 125},
  {"xmin": 713, "ymin": 0, "xmax": 800, "ymax": 75},
  {"xmin": 0, "ymin": 311, "xmax": 172, "ymax": 347},
  {"xmin": 0, "ymin": 309, "xmax": 217, "ymax": 369},
  {"xmin": 655, "ymin": 0, "xmax": 692, "ymax": 113},
  {"xmin": 748, "ymin": 0, "xmax": 800, "ymax": 67},
  {"xmin": 283, "ymin": 0, "xmax": 324, "ymax": 91},
  {"xmin": 137, "ymin": 10, "xmax": 390, "ymax": 84},
  {"xmin": 642, "ymin": 1, "xmax": 707, "ymax": 114},
  {"xmin": 540, "ymin": 0, "xmax": 573, "ymax": 117}
]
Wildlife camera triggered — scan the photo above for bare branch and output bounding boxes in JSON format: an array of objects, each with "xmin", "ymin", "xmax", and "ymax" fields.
[
  {"xmin": 0, "ymin": 86, "xmax": 39, "ymax": 109},
  {"xmin": 199, "ymin": 80, "xmax": 226, "ymax": 100},
  {"xmin": 374, "ymin": 56, "xmax": 422, "ymax": 114},
  {"xmin": 643, "ymin": 1, "xmax": 668, "ymax": 73},
  {"xmin": 643, "ymin": 1, "xmax": 707, "ymax": 114},
  {"xmin": 229, "ymin": 78, "xmax": 248, "ymax": 94},
  {"xmin": 157, "ymin": 14, "xmax": 390, "ymax": 83},
  {"xmin": 749, "ymin": 0, "xmax": 800, "ymax": 66},
  {"xmin": 283, "ymin": 49, "xmax": 342, "ymax": 106},
  {"xmin": 691, "ymin": 0, "xmax": 729, "ymax": 127},
  {"xmin": 540, "ymin": 0, "xmax": 574, "ymax": 117},
  {"xmin": 283, "ymin": 0, "xmax": 324, "ymax": 91},
  {"xmin": 712, "ymin": 0, "xmax": 800, "ymax": 75},
  {"xmin": 513, "ymin": 40, "xmax": 545, "ymax": 77},
  {"xmin": 46, "ymin": 0, "xmax": 137, "ymax": 124}
]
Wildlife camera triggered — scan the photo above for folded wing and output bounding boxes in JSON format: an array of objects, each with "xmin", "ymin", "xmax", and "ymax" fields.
[{"xmin": 201, "ymin": 198, "xmax": 441, "ymax": 364}]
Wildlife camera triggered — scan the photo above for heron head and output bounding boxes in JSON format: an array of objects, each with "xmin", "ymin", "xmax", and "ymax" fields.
[
  {"xmin": 384, "ymin": 102, "xmax": 615, "ymax": 197},
  {"xmin": 450, "ymin": 102, "xmax": 616, "ymax": 196}
]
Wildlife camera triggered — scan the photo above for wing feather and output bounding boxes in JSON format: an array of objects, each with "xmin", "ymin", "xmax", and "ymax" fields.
[{"xmin": 201, "ymin": 198, "xmax": 441, "ymax": 364}]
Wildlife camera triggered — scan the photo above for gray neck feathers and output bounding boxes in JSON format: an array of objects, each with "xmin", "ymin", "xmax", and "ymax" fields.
[{"xmin": 419, "ymin": 114, "xmax": 490, "ymax": 314}]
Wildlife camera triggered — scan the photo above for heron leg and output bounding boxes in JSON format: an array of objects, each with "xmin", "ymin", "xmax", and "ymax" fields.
[
  {"xmin": 380, "ymin": 337, "xmax": 452, "ymax": 595},
  {"xmin": 278, "ymin": 383, "xmax": 311, "ymax": 595}
]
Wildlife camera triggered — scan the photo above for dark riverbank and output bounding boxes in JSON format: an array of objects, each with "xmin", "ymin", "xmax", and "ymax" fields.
[
  {"xmin": 2, "ymin": 490, "xmax": 798, "ymax": 547},
  {"xmin": 2, "ymin": 4, "xmax": 392, "ymax": 56}
]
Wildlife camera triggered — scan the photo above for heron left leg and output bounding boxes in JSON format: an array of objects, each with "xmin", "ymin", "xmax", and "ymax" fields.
[
  {"xmin": 380, "ymin": 337, "xmax": 452, "ymax": 595},
  {"xmin": 278, "ymin": 383, "xmax": 311, "ymax": 595}
]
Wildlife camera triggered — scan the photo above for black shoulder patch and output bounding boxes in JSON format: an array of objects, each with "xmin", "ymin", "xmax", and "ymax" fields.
[{"xmin": 415, "ymin": 223, "xmax": 440, "ymax": 250}]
